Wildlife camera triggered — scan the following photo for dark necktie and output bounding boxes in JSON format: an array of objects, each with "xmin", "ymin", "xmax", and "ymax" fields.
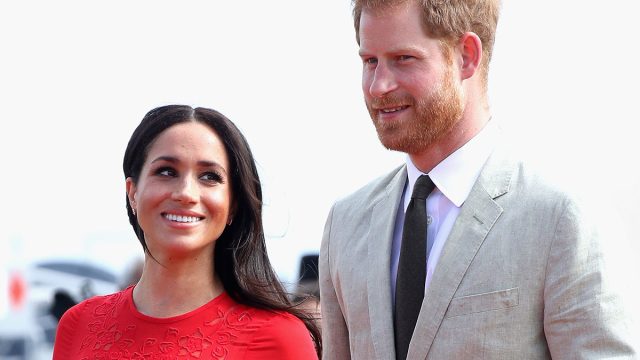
[{"xmin": 394, "ymin": 175, "xmax": 435, "ymax": 360}]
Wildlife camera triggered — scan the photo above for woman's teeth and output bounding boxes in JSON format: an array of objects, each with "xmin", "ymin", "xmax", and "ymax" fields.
[{"xmin": 164, "ymin": 214, "xmax": 201, "ymax": 223}]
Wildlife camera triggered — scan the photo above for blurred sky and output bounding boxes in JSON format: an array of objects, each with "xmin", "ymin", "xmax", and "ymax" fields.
[{"xmin": 1, "ymin": 1, "xmax": 639, "ymax": 285}]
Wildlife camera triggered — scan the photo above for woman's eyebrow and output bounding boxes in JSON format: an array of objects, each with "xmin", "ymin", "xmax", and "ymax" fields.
[{"xmin": 150, "ymin": 156, "xmax": 227, "ymax": 174}]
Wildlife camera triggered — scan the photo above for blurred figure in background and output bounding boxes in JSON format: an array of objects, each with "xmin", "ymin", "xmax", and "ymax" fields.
[
  {"xmin": 53, "ymin": 105, "xmax": 320, "ymax": 359},
  {"xmin": 48, "ymin": 291, "xmax": 76, "ymax": 322},
  {"xmin": 294, "ymin": 254, "xmax": 321, "ymax": 325}
]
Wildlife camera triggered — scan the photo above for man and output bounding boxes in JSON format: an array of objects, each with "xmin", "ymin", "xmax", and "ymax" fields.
[{"xmin": 319, "ymin": 0, "xmax": 638, "ymax": 359}]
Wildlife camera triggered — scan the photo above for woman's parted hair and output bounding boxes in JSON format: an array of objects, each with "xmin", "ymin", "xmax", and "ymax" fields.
[{"xmin": 122, "ymin": 105, "xmax": 321, "ymax": 355}]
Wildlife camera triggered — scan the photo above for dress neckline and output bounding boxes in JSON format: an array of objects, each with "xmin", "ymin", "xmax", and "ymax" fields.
[{"xmin": 125, "ymin": 285, "xmax": 232, "ymax": 323}]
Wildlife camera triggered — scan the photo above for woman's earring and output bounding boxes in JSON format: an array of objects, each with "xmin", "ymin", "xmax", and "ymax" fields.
[
  {"xmin": 227, "ymin": 218, "xmax": 233, "ymax": 226},
  {"xmin": 132, "ymin": 208, "xmax": 137, "ymax": 216}
]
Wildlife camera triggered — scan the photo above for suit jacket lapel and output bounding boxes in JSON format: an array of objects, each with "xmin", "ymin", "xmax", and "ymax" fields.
[
  {"xmin": 367, "ymin": 166, "xmax": 407, "ymax": 359},
  {"xmin": 408, "ymin": 147, "xmax": 515, "ymax": 359}
]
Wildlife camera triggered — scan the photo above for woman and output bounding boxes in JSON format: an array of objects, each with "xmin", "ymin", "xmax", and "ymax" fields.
[{"xmin": 53, "ymin": 105, "xmax": 321, "ymax": 359}]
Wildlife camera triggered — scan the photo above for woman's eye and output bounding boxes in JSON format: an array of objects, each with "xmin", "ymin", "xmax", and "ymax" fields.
[
  {"xmin": 398, "ymin": 55, "xmax": 414, "ymax": 61},
  {"xmin": 156, "ymin": 167, "xmax": 176, "ymax": 177},
  {"xmin": 201, "ymin": 172, "xmax": 223, "ymax": 183}
]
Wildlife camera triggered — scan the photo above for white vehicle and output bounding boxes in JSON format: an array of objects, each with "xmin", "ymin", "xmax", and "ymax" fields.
[{"xmin": 0, "ymin": 259, "xmax": 121, "ymax": 360}]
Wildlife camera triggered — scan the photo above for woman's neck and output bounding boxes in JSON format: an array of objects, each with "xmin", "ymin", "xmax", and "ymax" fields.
[{"xmin": 131, "ymin": 255, "xmax": 224, "ymax": 318}]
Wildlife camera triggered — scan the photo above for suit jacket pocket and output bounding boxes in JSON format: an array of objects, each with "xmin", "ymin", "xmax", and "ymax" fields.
[{"xmin": 445, "ymin": 287, "xmax": 519, "ymax": 318}]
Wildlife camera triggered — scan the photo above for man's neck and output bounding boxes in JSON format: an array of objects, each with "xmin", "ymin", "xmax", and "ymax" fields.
[{"xmin": 409, "ymin": 106, "xmax": 490, "ymax": 173}]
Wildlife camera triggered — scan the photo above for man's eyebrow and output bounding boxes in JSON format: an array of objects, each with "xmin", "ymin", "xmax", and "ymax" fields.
[{"xmin": 359, "ymin": 45, "xmax": 425, "ymax": 57}]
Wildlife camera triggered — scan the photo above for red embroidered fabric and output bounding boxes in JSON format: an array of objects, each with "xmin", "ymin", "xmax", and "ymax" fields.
[{"xmin": 53, "ymin": 286, "xmax": 317, "ymax": 359}]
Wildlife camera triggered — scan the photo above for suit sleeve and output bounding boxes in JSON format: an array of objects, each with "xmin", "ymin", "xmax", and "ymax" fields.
[
  {"xmin": 543, "ymin": 197, "xmax": 639, "ymax": 358},
  {"xmin": 319, "ymin": 204, "xmax": 351, "ymax": 360}
]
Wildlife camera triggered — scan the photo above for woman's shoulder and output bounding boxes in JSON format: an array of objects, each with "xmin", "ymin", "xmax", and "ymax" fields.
[
  {"xmin": 61, "ymin": 288, "xmax": 130, "ymax": 325},
  {"xmin": 243, "ymin": 308, "xmax": 317, "ymax": 359},
  {"xmin": 221, "ymin": 299, "xmax": 306, "ymax": 332},
  {"xmin": 250, "ymin": 307, "xmax": 306, "ymax": 328},
  {"xmin": 53, "ymin": 288, "xmax": 131, "ymax": 358}
]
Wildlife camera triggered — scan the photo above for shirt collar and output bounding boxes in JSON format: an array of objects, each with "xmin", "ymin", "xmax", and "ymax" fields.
[{"xmin": 406, "ymin": 120, "xmax": 498, "ymax": 207}]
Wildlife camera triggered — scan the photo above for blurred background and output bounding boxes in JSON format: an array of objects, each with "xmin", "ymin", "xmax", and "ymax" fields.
[{"xmin": 1, "ymin": 1, "xmax": 638, "ymax": 358}]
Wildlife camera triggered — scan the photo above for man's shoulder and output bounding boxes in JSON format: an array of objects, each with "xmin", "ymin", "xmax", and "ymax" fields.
[
  {"xmin": 482, "ymin": 142, "xmax": 582, "ymax": 201},
  {"xmin": 334, "ymin": 164, "xmax": 405, "ymax": 209},
  {"xmin": 479, "ymin": 145, "xmax": 609, "ymax": 231}
]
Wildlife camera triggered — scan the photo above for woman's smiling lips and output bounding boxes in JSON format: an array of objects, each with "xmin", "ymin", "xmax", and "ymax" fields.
[{"xmin": 161, "ymin": 211, "xmax": 205, "ymax": 226}]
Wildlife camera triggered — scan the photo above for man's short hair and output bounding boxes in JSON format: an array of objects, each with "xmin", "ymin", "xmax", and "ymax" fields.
[{"xmin": 353, "ymin": 0, "xmax": 501, "ymax": 86}]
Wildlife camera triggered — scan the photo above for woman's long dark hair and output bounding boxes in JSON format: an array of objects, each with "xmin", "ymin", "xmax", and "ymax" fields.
[{"xmin": 123, "ymin": 105, "xmax": 321, "ymax": 356}]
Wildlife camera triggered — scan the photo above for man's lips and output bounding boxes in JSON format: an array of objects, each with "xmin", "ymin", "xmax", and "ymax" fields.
[{"xmin": 378, "ymin": 105, "xmax": 409, "ymax": 114}]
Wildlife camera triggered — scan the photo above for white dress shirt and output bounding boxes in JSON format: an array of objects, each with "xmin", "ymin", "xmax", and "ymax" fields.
[{"xmin": 390, "ymin": 121, "xmax": 498, "ymax": 302}]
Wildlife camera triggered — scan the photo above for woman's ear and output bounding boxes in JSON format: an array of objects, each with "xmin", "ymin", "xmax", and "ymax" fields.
[
  {"xmin": 126, "ymin": 177, "xmax": 137, "ymax": 211},
  {"xmin": 458, "ymin": 32, "xmax": 483, "ymax": 80},
  {"xmin": 227, "ymin": 205, "xmax": 236, "ymax": 226}
]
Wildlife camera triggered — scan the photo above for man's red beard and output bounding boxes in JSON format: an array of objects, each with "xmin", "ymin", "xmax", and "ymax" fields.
[{"xmin": 366, "ymin": 67, "xmax": 464, "ymax": 154}]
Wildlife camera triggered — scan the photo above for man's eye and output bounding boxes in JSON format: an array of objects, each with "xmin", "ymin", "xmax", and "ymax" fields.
[
  {"xmin": 398, "ymin": 55, "xmax": 414, "ymax": 61},
  {"xmin": 363, "ymin": 57, "xmax": 378, "ymax": 65}
]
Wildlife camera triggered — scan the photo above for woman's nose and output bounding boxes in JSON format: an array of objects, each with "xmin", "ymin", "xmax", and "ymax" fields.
[{"xmin": 171, "ymin": 176, "xmax": 198, "ymax": 203}]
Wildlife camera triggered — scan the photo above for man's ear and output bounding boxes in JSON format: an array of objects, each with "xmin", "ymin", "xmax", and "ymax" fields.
[{"xmin": 458, "ymin": 32, "xmax": 483, "ymax": 80}]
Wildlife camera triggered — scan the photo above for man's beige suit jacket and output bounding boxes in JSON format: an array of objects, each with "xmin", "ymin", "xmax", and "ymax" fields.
[{"xmin": 319, "ymin": 143, "xmax": 638, "ymax": 359}]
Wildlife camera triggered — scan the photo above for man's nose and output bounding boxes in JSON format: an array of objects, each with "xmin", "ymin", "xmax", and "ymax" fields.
[{"xmin": 368, "ymin": 63, "xmax": 398, "ymax": 98}]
